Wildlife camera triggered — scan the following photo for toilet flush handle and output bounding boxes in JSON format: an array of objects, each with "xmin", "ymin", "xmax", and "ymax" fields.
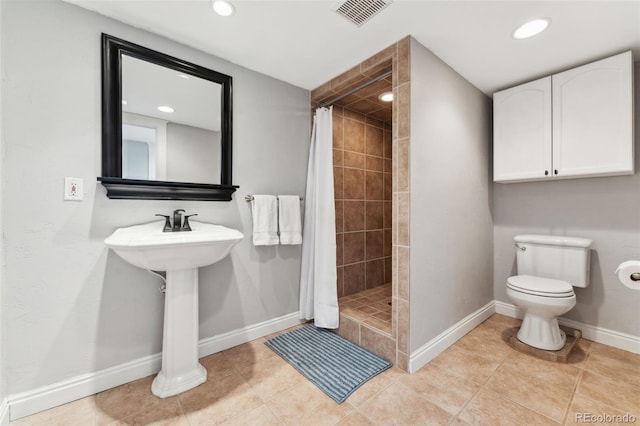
[{"xmin": 514, "ymin": 243, "xmax": 526, "ymax": 251}]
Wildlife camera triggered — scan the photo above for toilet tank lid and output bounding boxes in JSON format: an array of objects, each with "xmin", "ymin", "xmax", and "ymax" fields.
[{"xmin": 514, "ymin": 234, "xmax": 593, "ymax": 248}]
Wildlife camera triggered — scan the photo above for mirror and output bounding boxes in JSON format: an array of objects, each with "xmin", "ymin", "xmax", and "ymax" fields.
[{"xmin": 99, "ymin": 34, "xmax": 237, "ymax": 201}]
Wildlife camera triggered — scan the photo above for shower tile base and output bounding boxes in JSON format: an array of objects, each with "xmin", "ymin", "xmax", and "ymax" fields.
[
  {"xmin": 505, "ymin": 325, "xmax": 582, "ymax": 363},
  {"xmin": 336, "ymin": 284, "xmax": 396, "ymax": 364},
  {"xmin": 338, "ymin": 284, "xmax": 392, "ymax": 335}
]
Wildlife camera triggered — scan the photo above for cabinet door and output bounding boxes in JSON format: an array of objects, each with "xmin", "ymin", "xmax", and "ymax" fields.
[
  {"xmin": 493, "ymin": 77, "xmax": 552, "ymax": 182},
  {"xmin": 552, "ymin": 51, "xmax": 633, "ymax": 178}
]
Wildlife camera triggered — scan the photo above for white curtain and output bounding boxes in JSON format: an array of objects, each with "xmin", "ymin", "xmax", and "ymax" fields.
[{"xmin": 299, "ymin": 106, "xmax": 339, "ymax": 329}]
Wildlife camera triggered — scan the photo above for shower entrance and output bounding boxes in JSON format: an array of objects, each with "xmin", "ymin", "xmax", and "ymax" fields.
[
  {"xmin": 331, "ymin": 94, "xmax": 393, "ymax": 335},
  {"xmin": 311, "ymin": 40, "xmax": 409, "ymax": 366}
]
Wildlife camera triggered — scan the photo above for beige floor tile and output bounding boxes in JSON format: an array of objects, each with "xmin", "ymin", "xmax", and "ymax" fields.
[
  {"xmin": 13, "ymin": 314, "xmax": 639, "ymax": 426},
  {"xmin": 484, "ymin": 365, "xmax": 573, "ymax": 423},
  {"xmin": 236, "ymin": 355, "xmax": 306, "ymax": 401},
  {"xmin": 201, "ymin": 352, "xmax": 240, "ymax": 379},
  {"xmin": 11, "ymin": 396, "xmax": 97, "ymax": 426},
  {"xmin": 179, "ymin": 373, "xmax": 263, "ymax": 426},
  {"xmin": 400, "ymin": 363, "xmax": 479, "ymax": 415},
  {"xmin": 575, "ymin": 371, "xmax": 640, "ymax": 415},
  {"xmin": 220, "ymin": 404, "xmax": 283, "ymax": 426},
  {"xmin": 449, "ymin": 418, "xmax": 473, "ymax": 426},
  {"xmin": 458, "ymin": 389, "xmax": 558, "ymax": 426},
  {"xmin": 336, "ymin": 412, "xmax": 376, "ymax": 426},
  {"xmin": 266, "ymin": 380, "xmax": 354, "ymax": 425},
  {"xmin": 480, "ymin": 314, "xmax": 522, "ymax": 331},
  {"xmin": 454, "ymin": 327, "xmax": 514, "ymax": 364},
  {"xmin": 346, "ymin": 370, "xmax": 396, "ymax": 407},
  {"xmin": 95, "ymin": 375, "xmax": 169, "ymax": 422},
  {"xmin": 564, "ymin": 393, "xmax": 637, "ymax": 425},
  {"xmin": 585, "ymin": 350, "xmax": 640, "ymax": 387},
  {"xmin": 223, "ymin": 339, "xmax": 278, "ymax": 371},
  {"xmin": 501, "ymin": 350, "xmax": 581, "ymax": 391},
  {"xmin": 589, "ymin": 341, "xmax": 640, "ymax": 364},
  {"xmin": 113, "ymin": 399, "xmax": 188, "ymax": 426},
  {"xmin": 431, "ymin": 345, "xmax": 501, "ymax": 386},
  {"xmin": 358, "ymin": 382, "xmax": 452, "ymax": 425}
]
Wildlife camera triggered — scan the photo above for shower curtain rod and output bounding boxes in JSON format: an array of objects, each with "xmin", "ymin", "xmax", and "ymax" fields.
[{"xmin": 316, "ymin": 70, "xmax": 393, "ymax": 109}]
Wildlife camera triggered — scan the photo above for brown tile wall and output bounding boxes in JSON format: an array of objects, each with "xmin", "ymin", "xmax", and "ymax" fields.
[{"xmin": 334, "ymin": 107, "xmax": 392, "ymax": 299}]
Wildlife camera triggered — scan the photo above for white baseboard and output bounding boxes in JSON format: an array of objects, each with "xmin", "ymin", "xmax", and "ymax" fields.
[
  {"xmin": 198, "ymin": 312, "xmax": 304, "ymax": 358},
  {"xmin": 9, "ymin": 354, "xmax": 162, "ymax": 420},
  {"xmin": 0, "ymin": 398, "xmax": 9, "ymax": 426},
  {"xmin": 408, "ymin": 301, "xmax": 495, "ymax": 373},
  {"xmin": 9, "ymin": 312, "xmax": 303, "ymax": 421},
  {"xmin": 495, "ymin": 301, "xmax": 640, "ymax": 354},
  {"xmin": 494, "ymin": 300, "xmax": 523, "ymax": 319}
]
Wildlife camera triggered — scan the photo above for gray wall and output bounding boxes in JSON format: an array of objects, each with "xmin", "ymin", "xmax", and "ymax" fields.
[
  {"xmin": 408, "ymin": 38, "xmax": 494, "ymax": 352},
  {"xmin": 2, "ymin": 0, "xmax": 309, "ymax": 395},
  {"xmin": 0, "ymin": 0, "xmax": 5, "ymax": 411},
  {"xmin": 166, "ymin": 123, "xmax": 220, "ymax": 184},
  {"xmin": 493, "ymin": 62, "xmax": 640, "ymax": 337}
]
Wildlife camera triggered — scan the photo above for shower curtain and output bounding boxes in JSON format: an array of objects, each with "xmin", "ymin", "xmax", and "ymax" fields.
[{"xmin": 299, "ymin": 106, "xmax": 339, "ymax": 329}]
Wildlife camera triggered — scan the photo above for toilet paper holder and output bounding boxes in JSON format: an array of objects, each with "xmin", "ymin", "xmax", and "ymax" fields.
[{"xmin": 631, "ymin": 273, "xmax": 640, "ymax": 282}]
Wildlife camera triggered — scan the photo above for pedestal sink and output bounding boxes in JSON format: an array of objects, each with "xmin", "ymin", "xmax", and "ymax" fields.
[{"xmin": 104, "ymin": 220, "xmax": 243, "ymax": 397}]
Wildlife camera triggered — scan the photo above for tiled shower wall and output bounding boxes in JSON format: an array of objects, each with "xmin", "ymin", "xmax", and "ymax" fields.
[{"xmin": 333, "ymin": 107, "xmax": 392, "ymax": 298}]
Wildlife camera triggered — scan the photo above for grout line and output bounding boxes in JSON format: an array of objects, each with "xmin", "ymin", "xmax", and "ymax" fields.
[{"xmin": 562, "ymin": 368, "xmax": 585, "ymax": 425}]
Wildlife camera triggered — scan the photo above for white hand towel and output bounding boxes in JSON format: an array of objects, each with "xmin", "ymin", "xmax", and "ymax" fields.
[
  {"xmin": 278, "ymin": 195, "xmax": 302, "ymax": 245},
  {"xmin": 251, "ymin": 195, "xmax": 279, "ymax": 246}
]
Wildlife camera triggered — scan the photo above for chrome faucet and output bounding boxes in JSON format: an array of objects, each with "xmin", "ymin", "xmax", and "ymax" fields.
[{"xmin": 155, "ymin": 209, "xmax": 197, "ymax": 232}]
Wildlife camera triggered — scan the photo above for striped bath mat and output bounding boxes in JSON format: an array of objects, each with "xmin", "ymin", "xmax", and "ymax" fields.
[{"xmin": 264, "ymin": 324, "xmax": 392, "ymax": 403}]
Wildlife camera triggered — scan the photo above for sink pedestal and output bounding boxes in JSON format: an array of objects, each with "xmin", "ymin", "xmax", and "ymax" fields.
[
  {"xmin": 151, "ymin": 268, "xmax": 207, "ymax": 398},
  {"xmin": 104, "ymin": 220, "xmax": 243, "ymax": 397}
]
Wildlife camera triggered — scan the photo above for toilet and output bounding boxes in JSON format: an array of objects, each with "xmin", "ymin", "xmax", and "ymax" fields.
[{"xmin": 506, "ymin": 234, "xmax": 592, "ymax": 351}]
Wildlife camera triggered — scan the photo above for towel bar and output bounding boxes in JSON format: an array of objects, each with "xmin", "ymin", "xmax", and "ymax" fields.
[{"xmin": 245, "ymin": 195, "xmax": 303, "ymax": 201}]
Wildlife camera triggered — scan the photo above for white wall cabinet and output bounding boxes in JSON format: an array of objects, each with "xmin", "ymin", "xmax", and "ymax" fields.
[{"xmin": 493, "ymin": 51, "xmax": 633, "ymax": 183}]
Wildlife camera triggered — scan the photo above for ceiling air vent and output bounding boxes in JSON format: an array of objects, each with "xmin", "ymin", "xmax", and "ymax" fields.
[{"xmin": 334, "ymin": 0, "xmax": 392, "ymax": 27}]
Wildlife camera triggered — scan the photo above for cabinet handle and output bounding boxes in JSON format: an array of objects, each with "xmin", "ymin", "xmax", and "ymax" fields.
[
  {"xmin": 544, "ymin": 170, "xmax": 549, "ymax": 176},
  {"xmin": 554, "ymin": 169, "xmax": 558, "ymax": 175}
]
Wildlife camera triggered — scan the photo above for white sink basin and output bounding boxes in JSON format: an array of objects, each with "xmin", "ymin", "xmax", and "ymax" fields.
[
  {"xmin": 104, "ymin": 219, "xmax": 243, "ymax": 398},
  {"xmin": 105, "ymin": 220, "xmax": 243, "ymax": 271}
]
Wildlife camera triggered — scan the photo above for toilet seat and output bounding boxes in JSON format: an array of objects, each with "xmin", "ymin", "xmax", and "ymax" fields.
[{"xmin": 507, "ymin": 275, "xmax": 574, "ymax": 298}]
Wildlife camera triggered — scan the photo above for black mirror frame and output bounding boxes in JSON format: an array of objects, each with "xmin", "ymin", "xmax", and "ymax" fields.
[{"xmin": 98, "ymin": 34, "xmax": 238, "ymax": 201}]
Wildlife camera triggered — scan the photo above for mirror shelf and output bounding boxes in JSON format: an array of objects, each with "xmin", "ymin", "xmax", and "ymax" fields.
[
  {"xmin": 100, "ymin": 34, "xmax": 237, "ymax": 201},
  {"xmin": 98, "ymin": 177, "xmax": 238, "ymax": 201}
]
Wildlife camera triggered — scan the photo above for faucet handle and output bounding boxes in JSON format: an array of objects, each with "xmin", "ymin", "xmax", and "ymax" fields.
[
  {"xmin": 172, "ymin": 209, "xmax": 185, "ymax": 231},
  {"xmin": 155, "ymin": 214, "xmax": 172, "ymax": 232},
  {"xmin": 182, "ymin": 214, "xmax": 198, "ymax": 231}
]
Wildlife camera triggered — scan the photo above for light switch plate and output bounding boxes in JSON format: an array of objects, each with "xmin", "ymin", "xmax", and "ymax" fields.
[{"xmin": 64, "ymin": 177, "xmax": 83, "ymax": 201}]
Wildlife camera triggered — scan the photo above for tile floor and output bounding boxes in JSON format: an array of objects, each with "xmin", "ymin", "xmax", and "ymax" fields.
[
  {"xmin": 338, "ymin": 284, "xmax": 392, "ymax": 335},
  {"xmin": 11, "ymin": 314, "xmax": 640, "ymax": 425}
]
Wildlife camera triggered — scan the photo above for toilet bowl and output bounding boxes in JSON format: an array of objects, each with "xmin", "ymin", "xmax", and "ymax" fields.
[
  {"xmin": 506, "ymin": 275, "xmax": 576, "ymax": 350},
  {"xmin": 506, "ymin": 234, "xmax": 592, "ymax": 351}
]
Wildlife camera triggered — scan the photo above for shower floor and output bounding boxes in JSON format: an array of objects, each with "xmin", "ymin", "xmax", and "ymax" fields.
[{"xmin": 338, "ymin": 284, "xmax": 392, "ymax": 335}]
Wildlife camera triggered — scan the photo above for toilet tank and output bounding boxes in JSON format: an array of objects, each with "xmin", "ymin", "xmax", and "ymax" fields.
[{"xmin": 514, "ymin": 234, "xmax": 593, "ymax": 288}]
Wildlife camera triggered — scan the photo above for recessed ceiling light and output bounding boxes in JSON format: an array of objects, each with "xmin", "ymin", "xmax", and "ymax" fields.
[
  {"xmin": 122, "ymin": 100, "xmax": 127, "ymax": 105},
  {"xmin": 378, "ymin": 91, "xmax": 393, "ymax": 102},
  {"xmin": 178, "ymin": 74, "xmax": 190, "ymax": 79},
  {"xmin": 212, "ymin": 0, "xmax": 235, "ymax": 17},
  {"xmin": 157, "ymin": 106, "xmax": 175, "ymax": 113},
  {"xmin": 512, "ymin": 18, "xmax": 551, "ymax": 40}
]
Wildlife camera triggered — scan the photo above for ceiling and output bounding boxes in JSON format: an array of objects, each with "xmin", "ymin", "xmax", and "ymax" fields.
[{"xmin": 64, "ymin": 0, "xmax": 640, "ymax": 95}]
